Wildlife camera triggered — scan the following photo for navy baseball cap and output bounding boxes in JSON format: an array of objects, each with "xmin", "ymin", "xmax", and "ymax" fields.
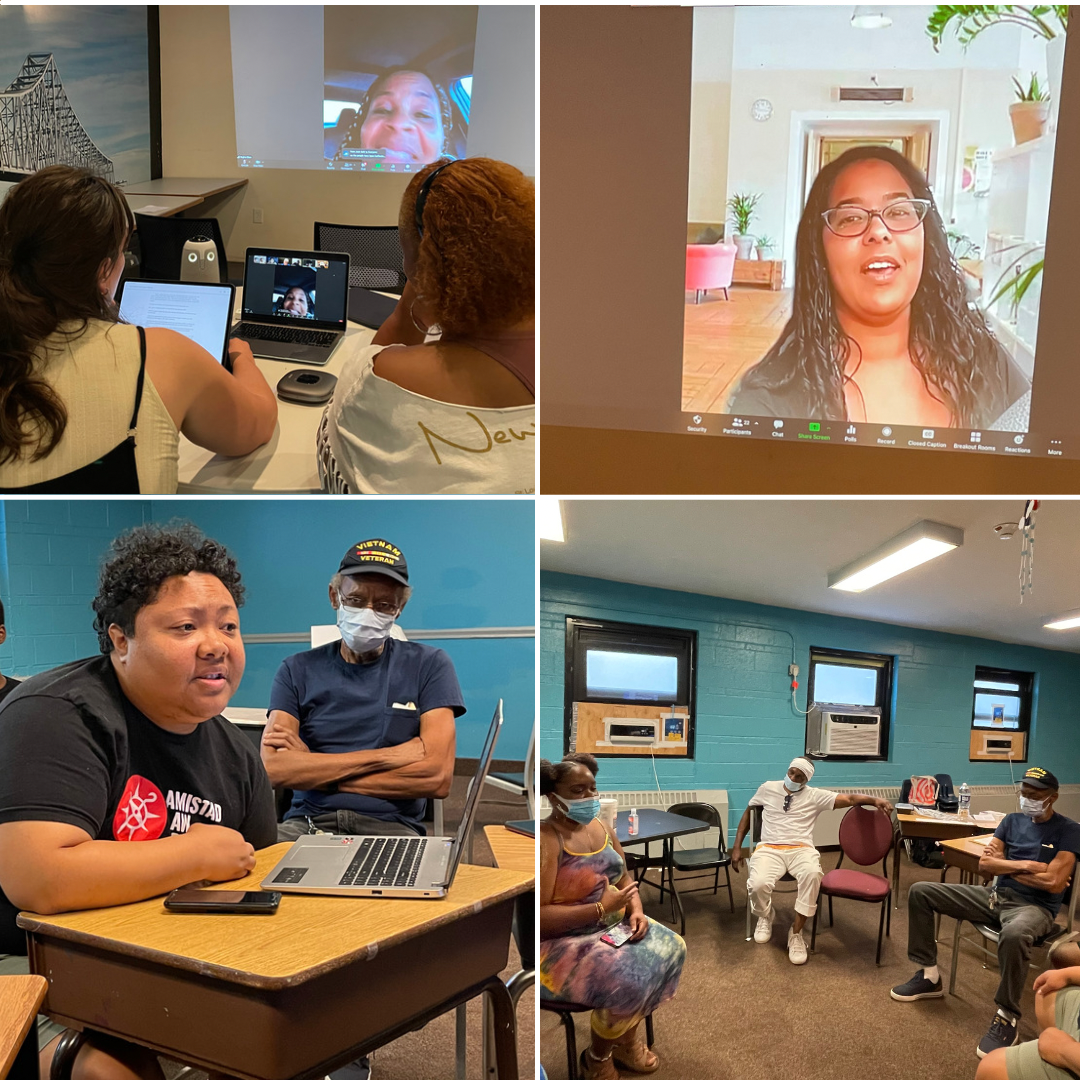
[
  {"xmin": 1020, "ymin": 766, "xmax": 1058, "ymax": 791},
  {"xmin": 338, "ymin": 539, "xmax": 409, "ymax": 586}
]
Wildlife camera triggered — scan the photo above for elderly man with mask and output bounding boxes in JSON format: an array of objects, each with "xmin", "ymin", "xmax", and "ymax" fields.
[
  {"xmin": 892, "ymin": 766, "xmax": 1080, "ymax": 1061},
  {"xmin": 731, "ymin": 757, "xmax": 893, "ymax": 965},
  {"xmin": 262, "ymin": 538, "xmax": 464, "ymax": 843}
]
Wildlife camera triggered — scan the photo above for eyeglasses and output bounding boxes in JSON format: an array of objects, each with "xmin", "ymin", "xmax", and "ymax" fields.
[
  {"xmin": 821, "ymin": 198, "xmax": 932, "ymax": 238},
  {"xmin": 783, "ymin": 793, "xmax": 796, "ymax": 812},
  {"xmin": 338, "ymin": 596, "xmax": 400, "ymax": 616}
]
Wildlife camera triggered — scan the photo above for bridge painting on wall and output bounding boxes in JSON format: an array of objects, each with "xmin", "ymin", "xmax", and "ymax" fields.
[{"xmin": 0, "ymin": 6, "xmax": 155, "ymax": 185}]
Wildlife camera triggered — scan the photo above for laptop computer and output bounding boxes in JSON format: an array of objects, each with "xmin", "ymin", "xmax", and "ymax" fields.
[
  {"xmin": 118, "ymin": 279, "xmax": 235, "ymax": 367},
  {"xmin": 230, "ymin": 248, "xmax": 350, "ymax": 365},
  {"xmin": 260, "ymin": 701, "xmax": 504, "ymax": 899}
]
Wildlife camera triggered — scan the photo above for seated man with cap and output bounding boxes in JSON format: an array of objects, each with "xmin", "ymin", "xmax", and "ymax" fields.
[
  {"xmin": 892, "ymin": 766, "xmax": 1080, "ymax": 1061},
  {"xmin": 261, "ymin": 538, "xmax": 466, "ymax": 842},
  {"xmin": 731, "ymin": 756, "xmax": 893, "ymax": 965}
]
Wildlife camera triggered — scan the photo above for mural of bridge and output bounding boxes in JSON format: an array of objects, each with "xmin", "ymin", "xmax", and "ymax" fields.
[{"xmin": 0, "ymin": 53, "xmax": 114, "ymax": 181}]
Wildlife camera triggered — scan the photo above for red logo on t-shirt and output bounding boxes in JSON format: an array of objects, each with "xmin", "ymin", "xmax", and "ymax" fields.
[{"xmin": 112, "ymin": 775, "xmax": 167, "ymax": 841}]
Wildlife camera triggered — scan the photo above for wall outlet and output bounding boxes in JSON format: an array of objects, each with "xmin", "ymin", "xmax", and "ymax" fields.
[{"xmin": 252, "ymin": 208, "xmax": 263, "ymax": 224}]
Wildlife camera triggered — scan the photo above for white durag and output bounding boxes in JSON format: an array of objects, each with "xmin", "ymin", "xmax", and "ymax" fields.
[{"xmin": 789, "ymin": 756, "xmax": 815, "ymax": 781}]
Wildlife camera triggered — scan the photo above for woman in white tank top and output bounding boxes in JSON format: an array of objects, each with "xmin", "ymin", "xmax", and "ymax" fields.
[
  {"xmin": 319, "ymin": 157, "xmax": 534, "ymax": 494},
  {"xmin": 0, "ymin": 166, "xmax": 277, "ymax": 493}
]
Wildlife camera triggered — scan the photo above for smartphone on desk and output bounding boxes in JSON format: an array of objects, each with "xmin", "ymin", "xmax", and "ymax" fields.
[{"xmin": 164, "ymin": 888, "xmax": 281, "ymax": 914}]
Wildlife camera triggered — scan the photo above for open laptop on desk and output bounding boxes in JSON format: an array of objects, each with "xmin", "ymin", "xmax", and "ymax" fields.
[
  {"xmin": 261, "ymin": 701, "xmax": 504, "ymax": 899},
  {"xmin": 230, "ymin": 248, "xmax": 349, "ymax": 365}
]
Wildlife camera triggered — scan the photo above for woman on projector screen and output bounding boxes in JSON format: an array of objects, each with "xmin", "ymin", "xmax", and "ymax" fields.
[
  {"xmin": 334, "ymin": 69, "xmax": 455, "ymax": 167},
  {"xmin": 725, "ymin": 146, "xmax": 1029, "ymax": 431},
  {"xmin": 317, "ymin": 156, "xmax": 534, "ymax": 494},
  {"xmin": 0, "ymin": 166, "xmax": 276, "ymax": 494}
]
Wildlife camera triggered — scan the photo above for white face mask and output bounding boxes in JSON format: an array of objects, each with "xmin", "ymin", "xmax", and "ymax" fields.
[
  {"xmin": 783, "ymin": 776, "xmax": 805, "ymax": 792},
  {"xmin": 337, "ymin": 605, "xmax": 396, "ymax": 653},
  {"xmin": 1020, "ymin": 795, "xmax": 1049, "ymax": 818}
]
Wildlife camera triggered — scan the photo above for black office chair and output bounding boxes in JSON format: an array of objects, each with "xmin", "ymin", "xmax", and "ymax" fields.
[
  {"xmin": 666, "ymin": 801, "xmax": 734, "ymax": 919},
  {"xmin": 134, "ymin": 214, "xmax": 229, "ymax": 282},
  {"xmin": 313, "ymin": 222, "xmax": 407, "ymax": 294}
]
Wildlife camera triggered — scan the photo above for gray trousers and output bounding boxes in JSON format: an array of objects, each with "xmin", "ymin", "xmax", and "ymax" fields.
[
  {"xmin": 278, "ymin": 809, "xmax": 421, "ymax": 843},
  {"xmin": 907, "ymin": 881, "xmax": 1055, "ymax": 1018}
]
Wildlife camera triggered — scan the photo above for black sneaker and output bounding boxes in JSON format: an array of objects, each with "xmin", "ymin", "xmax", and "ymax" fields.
[
  {"xmin": 977, "ymin": 1014, "xmax": 1019, "ymax": 1059},
  {"xmin": 890, "ymin": 970, "xmax": 944, "ymax": 1001}
]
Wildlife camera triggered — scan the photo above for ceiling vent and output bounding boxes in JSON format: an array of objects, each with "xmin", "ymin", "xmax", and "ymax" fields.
[{"xmin": 832, "ymin": 86, "xmax": 913, "ymax": 103}]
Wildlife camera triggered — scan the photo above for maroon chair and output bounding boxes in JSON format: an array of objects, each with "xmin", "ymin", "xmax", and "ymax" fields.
[{"xmin": 810, "ymin": 805, "xmax": 893, "ymax": 965}]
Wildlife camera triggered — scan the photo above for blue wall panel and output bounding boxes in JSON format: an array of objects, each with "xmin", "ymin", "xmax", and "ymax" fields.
[
  {"xmin": 0, "ymin": 500, "xmax": 535, "ymax": 759},
  {"xmin": 541, "ymin": 572, "xmax": 1080, "ymax": 831}
]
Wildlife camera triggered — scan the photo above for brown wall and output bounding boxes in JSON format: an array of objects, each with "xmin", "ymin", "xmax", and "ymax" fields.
[{"xmin": 539, "ymin": 6, "xmax": 1080, "ymax": 494}]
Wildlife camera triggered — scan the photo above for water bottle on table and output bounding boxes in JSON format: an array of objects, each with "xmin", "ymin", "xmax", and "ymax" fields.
[
  {"xmin": 628, "ymin": 807, "xmax": 639, "ymax": 836},
  {"xmin": 958, "ymin": 782, "xmax": 971, "ymax": 819}
]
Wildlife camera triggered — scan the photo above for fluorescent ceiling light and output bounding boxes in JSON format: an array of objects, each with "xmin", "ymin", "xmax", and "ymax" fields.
[
  {"xmin": 828, "ymin": 520, "xmax": 963, "ymax": 592},
  {"xmin": 851, "ymin": 6, "xmax": 892, "ymax": 29},
  {"xmin": 538, "ymin": 498, "xmax": 565, "ymax": 543},
  {"xmin": 1045, "ymin": 613, "xmax": 1080, "ymax": 630}
]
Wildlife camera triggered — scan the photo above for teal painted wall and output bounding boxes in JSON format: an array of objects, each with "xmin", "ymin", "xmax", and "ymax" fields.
[
  {"xmin": 541, "ymin": 572, "xmax": 1080, "ymax": 830},
  {"xmin": 0, "ymin": 500, "xmax": 535, "ymax": 758}
]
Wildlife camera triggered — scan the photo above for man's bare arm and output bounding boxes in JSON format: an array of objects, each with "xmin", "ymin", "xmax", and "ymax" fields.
[
  {"xmin": 979, "ymin": 836, "xmax": 1051, "ymax": 879},
  {"xmin": 337, "ymin": 708, "xmax": 456, "ymax": 800},
  {"xmin": 0, "ymin": 820, "xmax": 256, "ymax": 915},
  {"xmin": 1012, "ymin": 850, "xmax": 1076, "ymax": 892},
  {"xmin": 259, "ymin": 710, "xmax": 425, "ymax": 789}
]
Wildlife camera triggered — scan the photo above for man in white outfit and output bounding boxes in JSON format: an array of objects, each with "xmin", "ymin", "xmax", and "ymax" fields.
[{"xmin": 731, "ymin": 757, "xmax": 893, "ymax": 965}]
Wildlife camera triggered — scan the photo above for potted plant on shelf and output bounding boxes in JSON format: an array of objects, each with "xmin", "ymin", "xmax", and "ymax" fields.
[
  {"xmin": 927, "ymin": 7, "xmax": 1069, "ymax": 129},
  {"xmin": 727, "ymin": 192, "xmax": 761, "ymax": 260},
  {"xmin": 1010, "ymin": 72, "xmax": 1051, "ymax": 143},
  {"xmin": 754, "ymin": 234, "xmax": 776, "ymax": 261}
]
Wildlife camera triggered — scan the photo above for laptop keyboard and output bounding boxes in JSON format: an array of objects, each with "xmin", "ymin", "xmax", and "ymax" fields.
[
  {"xmin": 234, "ymin": 323, "xmax": 337, "ymax": 348},
  {"xmin": 338, "ymin": 837, "xmax": 428, "ymax": 888}
]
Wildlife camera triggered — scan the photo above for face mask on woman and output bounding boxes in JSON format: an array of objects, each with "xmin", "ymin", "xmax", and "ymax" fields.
[
  {"xmin": 1020, "ymin": 795, "xmax": 1048, "ymax": 819},
  {"xmin": 337, "ymin": 605, "xmax": 396, "ymax": 653},
  {"xmin": 554, "ymin": 795, "xmax": 601, "ymax": 825},
  {"xmin": 783, "ymin": 776, "xmax": 804, "ymax": 793}
]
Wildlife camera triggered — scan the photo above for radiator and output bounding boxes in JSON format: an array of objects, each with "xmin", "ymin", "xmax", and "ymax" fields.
[{"xmin": 540, "ymin": 789, "xmax": 730, "ymax": 847}]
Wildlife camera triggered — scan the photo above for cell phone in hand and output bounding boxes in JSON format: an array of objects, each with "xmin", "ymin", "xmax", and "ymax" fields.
[
  {"xmin": 601, "ymin": 921, "xmax": 635, "ymax": 947},
  {"xmin": 164, "ymin": 888, "xmax": 281, "ymax": 914}
]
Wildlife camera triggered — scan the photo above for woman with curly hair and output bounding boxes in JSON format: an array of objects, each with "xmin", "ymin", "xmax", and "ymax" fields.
[
  {"xmin": 540, "ymin": 753, "xmax": 686, "ymax": 1079},
  {"xmin": 0, "ymin": 166, "xmax": 276, "ymax": 494},
  {"xmin": 727, "ymin": 146, "xmax": 1028, "ymax": 429},
  {"xmin": 317, "ymin": 156, "xmax": 534, "ymax": 494}
]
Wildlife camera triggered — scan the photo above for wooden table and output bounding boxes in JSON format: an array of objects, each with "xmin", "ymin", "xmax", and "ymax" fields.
[
  {"xmin": 0, "ymin": 975, "xmax": 46, "ymax": 1080},
  {"xmin": 484, "ymin": 825, "xmax": 535, "ymax": 874},
  {"xmin": 940, "ymin": 834, "xmax": 995, "ymax": 885},
  {"xmin": 19, "ymin": 844, "xmax": 532, "ymax": 1080},
  {"xmin": 122, "ymin": 178, "xmax": 248, "ymax": 200},
  {"xmin": 124, "ymin": 194, "xmax": 205, "ymax": 218},
  {"xmin": 732, "ymin": 258, "xmax": 784, "ymax": 290},
  {"xmin": 894, "ymin": 813, "xmax": 987, "ymax": 907}
]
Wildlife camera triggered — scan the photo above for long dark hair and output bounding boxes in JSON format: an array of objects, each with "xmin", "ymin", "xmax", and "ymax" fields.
[
  {"xmin": 0, "ymin": 165, "xmax": 134, "ymax": 464},
  {"xmin": 736, "ymin": 146, "xmax": 1005, "ymax": 427}
]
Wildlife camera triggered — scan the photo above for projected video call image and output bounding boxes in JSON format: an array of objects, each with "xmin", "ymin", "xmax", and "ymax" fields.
[
  {"xmin": 323, "ymin": 7, "xmax": 477, "ymax": 171},
  {"xmin": 684, "ymin": 5, "xmax": 1066, "ymax": 445}
]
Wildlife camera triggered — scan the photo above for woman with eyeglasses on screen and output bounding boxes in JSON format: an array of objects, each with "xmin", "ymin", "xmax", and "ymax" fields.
[{"xmin": 726, "ymin": 146, "xmax": 1029, "ymax": 431}]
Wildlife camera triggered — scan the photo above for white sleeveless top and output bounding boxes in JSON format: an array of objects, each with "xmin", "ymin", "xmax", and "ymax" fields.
[
  {"xmin": 318, "ymin": 342, "xmax": 535, "ymax": 494},
  {"xmin": 0, "ymin": 321, "xmax": 178, "ymax": 493}
]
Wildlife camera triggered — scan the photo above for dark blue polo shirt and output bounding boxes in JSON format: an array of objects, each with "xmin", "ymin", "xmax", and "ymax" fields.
[
  {"xmin": 269, "ymin": 638, "xmax": 465, "ymax": 830},
  {"xmin": 994, "ymin": 811, "xmax": 1080, "ymax": 915}
]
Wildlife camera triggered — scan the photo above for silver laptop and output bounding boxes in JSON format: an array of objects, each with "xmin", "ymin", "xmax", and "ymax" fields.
[
  {"xmin": 261, "ymin": 701, "xmax": 504, "ymax": 899},
  {"xmin": 230, "ymin": 247, "xmax": 350, "ymax": 365}
]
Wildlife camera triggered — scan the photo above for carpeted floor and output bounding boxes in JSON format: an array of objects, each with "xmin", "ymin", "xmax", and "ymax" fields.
[{"xmin": 540, "ymin": 853, "xmax": 1067, "ymax": 1080}]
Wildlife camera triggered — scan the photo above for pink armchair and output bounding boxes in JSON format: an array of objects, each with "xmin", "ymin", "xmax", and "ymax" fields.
[{"xmin": 686, "ymin": 242, "xmax": 737, "ymax": 303}]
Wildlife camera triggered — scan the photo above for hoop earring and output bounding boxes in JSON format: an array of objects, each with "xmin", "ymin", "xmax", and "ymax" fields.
[{"xmin": 410, "ymin": 297, "xmax": 440, "ymax": 337}]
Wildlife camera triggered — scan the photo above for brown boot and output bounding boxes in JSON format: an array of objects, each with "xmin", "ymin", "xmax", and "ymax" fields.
[
  {"xmin": 611, "ymin": 1030, "xmax": 660, "ymax": 1074},
  {"xmin": 580, "ymin": 1048, "xmax": 619, "ymax": 1080}
]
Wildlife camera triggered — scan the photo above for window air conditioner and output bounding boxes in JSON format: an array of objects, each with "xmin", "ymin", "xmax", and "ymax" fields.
[
  {"xmin": 601, "ymin": 718, "xmax": 660, "ymax": 747},
  {"xmin": 807, "ymin": 705, "xmax": 882, "ymax": 756}
]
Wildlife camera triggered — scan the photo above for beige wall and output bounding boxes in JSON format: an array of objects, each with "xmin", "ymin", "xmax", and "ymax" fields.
[{"xmin": 687, "ymin": 7, "xmax": 733, "ymax": 223}]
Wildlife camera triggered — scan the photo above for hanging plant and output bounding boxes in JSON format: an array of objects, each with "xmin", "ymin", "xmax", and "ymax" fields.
[{"xmin": 927, "ymin": 6, "xmax": 1068, "ymax": 52}]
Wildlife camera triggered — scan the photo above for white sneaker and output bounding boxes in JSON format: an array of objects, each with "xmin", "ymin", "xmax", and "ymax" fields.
[
  {"xmin": 753, "ymin": 911, "xmax": 773, "ymax": 943},
  {"xmin": 788, "ymin": 928, "xmax": 808, "ymax": 965}
]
